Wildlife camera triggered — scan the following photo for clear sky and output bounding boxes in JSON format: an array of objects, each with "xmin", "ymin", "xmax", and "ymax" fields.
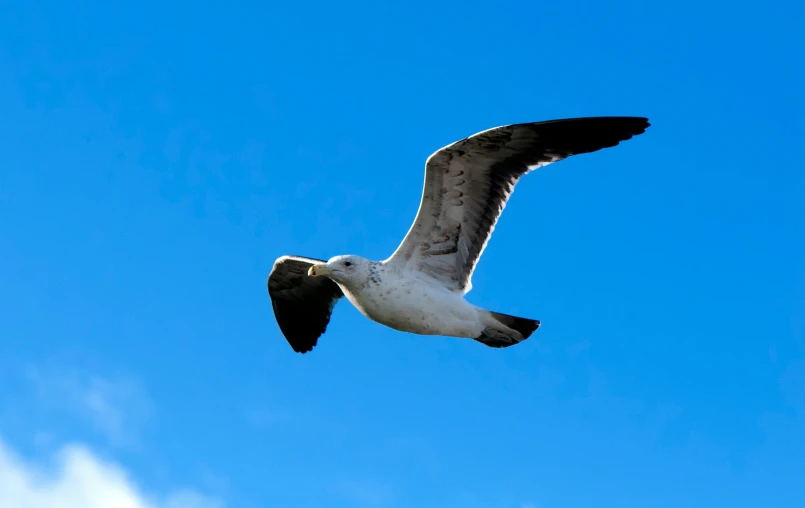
[{"xmin": 1, "ymin": 1, "xmax": 803, "ymax": 507}]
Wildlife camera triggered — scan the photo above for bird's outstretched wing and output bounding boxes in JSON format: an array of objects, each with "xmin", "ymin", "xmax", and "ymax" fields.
[
  {"xmin": 267, "ymin": 255, "xmax": 344, "ymax": 353},
  {"xmin": 385, "ymin": 116, "xmax": 650, "ymax": 292}
]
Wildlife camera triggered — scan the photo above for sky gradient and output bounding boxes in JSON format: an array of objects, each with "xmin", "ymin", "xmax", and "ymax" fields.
[{"xmin": 1, "ymin": 1, "xmax": 804, "ymax": 507}]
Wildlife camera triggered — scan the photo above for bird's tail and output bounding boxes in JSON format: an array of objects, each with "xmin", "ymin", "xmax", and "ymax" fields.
[{"xmin": 474, "ymin": 310, "xmax": 540, "ymax": 348}]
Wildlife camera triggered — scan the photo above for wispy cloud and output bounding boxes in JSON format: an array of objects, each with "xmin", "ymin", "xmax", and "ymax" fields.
[
  {"xmin": 24, "ymin": 367, "xmax": 152, "ymax": 446},
  {"xmin": 0, "ymin": 436, "xmax": 222, "ymax": 508},
  {"xmin": 80, "ymin": 377, "xmax": 151, "ymax": 445}
]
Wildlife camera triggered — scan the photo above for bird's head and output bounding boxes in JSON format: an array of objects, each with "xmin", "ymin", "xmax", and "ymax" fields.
[{"xmin": 307, "ymin": 255, "xmax": 374, "ymax": 287}]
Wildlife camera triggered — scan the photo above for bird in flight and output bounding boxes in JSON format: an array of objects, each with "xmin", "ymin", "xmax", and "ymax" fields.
[{"xmin": 267, "ymin": 116, "xmax": 650, "ymax": 353}]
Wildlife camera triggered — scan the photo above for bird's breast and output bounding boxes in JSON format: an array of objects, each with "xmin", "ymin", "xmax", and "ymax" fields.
[{"xmin": 341, "ymin": 276, "xmax": 478, "ymax": 336}]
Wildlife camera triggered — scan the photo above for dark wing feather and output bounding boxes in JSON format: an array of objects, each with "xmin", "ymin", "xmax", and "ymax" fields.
[
  {"xmin": 267, "ymin": 255, "xmax": 344, "ymax": 353},
  {"xmin": 386, "ymin": 116, "xmax": 650, "ymax": 292}
]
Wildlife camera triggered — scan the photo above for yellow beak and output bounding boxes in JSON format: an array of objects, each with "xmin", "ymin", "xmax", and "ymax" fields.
[{"xmin": 308, "ymin": 264, "xmax": 333, "ymax": 277}]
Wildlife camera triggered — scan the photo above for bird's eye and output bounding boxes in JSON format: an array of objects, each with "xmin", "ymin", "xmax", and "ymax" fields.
[{"xmin": 344, "ymin": 262, "xmax": 352, "ymax": 267}]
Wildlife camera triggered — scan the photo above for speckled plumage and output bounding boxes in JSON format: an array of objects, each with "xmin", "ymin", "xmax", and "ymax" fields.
[
  {"xmin": 268, "ymin": 117, "xmax": 651, "ymax": 353},
  {"xmin": 339, "ymin": 260, "xmax": 485, "ymax": 338}
]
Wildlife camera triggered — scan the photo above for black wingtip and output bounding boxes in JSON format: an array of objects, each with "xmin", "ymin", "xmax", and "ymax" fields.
[
  {"xmin": 293, "ymin": 344, "xmax": 313, "ymax": 354},
  {"xmin": 628, "ymin": 116, "xmax": 651, "ymax": 134},
  {"xmin": 268, "ymin": 256, "xmax": 344, "ymax": 355},
  {"xmin": 530, "ymin": 116, "xmax": 652, "ymax": 154}
]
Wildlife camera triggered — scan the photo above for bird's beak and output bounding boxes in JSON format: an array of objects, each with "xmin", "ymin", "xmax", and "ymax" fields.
[{"xmin": 308, "ymin": 264, "xmax": 334, "ymax": 277}]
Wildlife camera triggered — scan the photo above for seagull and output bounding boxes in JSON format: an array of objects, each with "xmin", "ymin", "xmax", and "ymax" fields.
[{"xmin": 267, "ymin": 116, "xmax": 650, "ymax": 353}]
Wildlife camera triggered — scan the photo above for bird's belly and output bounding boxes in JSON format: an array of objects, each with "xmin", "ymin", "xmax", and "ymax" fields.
[{"xmin": 345, "ymin": 282, "xmax": 482, "ymax": 338}]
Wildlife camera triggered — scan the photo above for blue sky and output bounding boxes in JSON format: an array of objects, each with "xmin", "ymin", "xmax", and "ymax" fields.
[{"xmin": 1, "ymin": 0, "xmax": 803, "ymax": 507}]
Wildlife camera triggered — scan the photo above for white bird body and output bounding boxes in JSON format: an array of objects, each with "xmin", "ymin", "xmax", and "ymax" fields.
[{"xmin": 339, "ymin": 262, "xmax": 485, "ymax": 338}]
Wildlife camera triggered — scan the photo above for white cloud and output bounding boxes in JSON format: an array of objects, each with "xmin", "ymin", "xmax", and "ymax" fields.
[{"xmin": 0, "ymin": 437, "xmax": 222, "ymax": 508}]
